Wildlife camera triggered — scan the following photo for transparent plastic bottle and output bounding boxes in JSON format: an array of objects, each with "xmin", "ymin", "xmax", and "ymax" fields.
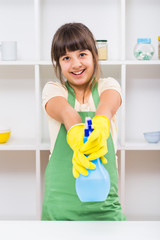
[
  {"xmin": 96, "ymin": 40, "xmax": 108, "ymax": 60},
  {"xmin": 134, "ymin": 38, "xmax": 154, "ymax": 60},
  {"xmin": 75, "ymin": 117, "xmax": 110, "ymax": 202}
]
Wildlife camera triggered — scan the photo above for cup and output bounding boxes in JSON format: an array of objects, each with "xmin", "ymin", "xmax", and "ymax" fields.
[{"xmin": 0, "ymin": 41, "xmax": 17, "ymax": 61}]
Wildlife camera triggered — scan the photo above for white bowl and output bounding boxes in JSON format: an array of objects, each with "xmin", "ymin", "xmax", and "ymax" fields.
[{"xmin": 143, "ymin": 131, "xmax": 160, "ymax": 144}]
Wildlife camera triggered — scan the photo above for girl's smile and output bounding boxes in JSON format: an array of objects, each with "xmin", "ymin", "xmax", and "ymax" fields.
[
  {"xmin": 59, "ymin": 49, "xmax": 94, "ymax": 88},
  {"xmin": 71, "ymin": 68, "xmax": 86, "ymax": 76}
]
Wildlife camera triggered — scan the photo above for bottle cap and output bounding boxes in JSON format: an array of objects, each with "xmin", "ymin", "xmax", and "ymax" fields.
[
  {"xmin": 96, "ymin": 40, "xmax": 107, "ymax": 42},
  {"xmin": 137, "ymin": 38, "xmax": 151, "ymax": 44}
]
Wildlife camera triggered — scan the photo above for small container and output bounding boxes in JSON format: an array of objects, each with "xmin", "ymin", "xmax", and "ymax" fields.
[
  {"xmin": 143, "ymin": 131, "xmax": 160, "ymax": 144},
  {"xmin": 158, "ymin": 36, "xmax": 160, "ymax": 60},
  {"xmin": 134, "ymin": 38, "xmax": 154, "ymax": 60},
  {"xmin": 96, "ymin": 40, "xmax": 108, "ymax": 60},
  {"xmin": 0, "ymin": 127, "xmax": 11, "ymax": 143}
]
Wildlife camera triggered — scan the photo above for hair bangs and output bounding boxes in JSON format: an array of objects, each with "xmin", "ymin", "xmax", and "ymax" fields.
[{"xmin": 55, "ymin": 28, "xmax": 91, "ymax": 59}]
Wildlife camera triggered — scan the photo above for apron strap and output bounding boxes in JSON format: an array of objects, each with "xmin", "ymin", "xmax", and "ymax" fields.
[
  {"xmin": 65, "ymin": 81, "xmax": 75, "ymax": 108},
  {"xmin": 91, "ymin": 82, "xmax": 100, "ymax": 109}
]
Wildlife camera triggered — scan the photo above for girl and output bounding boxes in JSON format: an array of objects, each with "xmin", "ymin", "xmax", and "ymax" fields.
[{"xmin": 41, "ymin": 22, "xmax": 126, "ymax": 221}]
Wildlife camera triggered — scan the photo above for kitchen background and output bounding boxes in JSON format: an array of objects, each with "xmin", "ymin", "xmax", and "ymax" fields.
[{"xmin": 0, "ymin": 0, "xmax": 160, "ymax": 220}]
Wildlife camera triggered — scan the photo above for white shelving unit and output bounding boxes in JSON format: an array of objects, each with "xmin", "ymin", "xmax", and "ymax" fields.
[{"xmin": 0, "ymin": 0, "xmax": 160, "ymax": 220}]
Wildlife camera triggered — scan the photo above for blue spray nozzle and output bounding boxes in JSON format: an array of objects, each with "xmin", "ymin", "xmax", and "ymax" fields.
[
  {"xmin": 84, "ymin": 129, "xmax": 90, "ymax": 137},
  {"xmin": 84, "ymin": 117, "xmax": 94, "ymax": 137},
  {"xmin": 87, "ymin": 119, "xmax": 92, "ymax": 126},
  {"xmin": 88, "ymin": 125, "xmax": 94, "ymax": 130}
]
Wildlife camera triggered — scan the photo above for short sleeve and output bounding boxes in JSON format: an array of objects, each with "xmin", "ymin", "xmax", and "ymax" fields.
[
  {"xmin": 98, "ymin": 77, "xmax": 122, "ymax": 104},
  {"xmin": 42, "ymin": 81, "xmax": 68, "ymax": 110}
]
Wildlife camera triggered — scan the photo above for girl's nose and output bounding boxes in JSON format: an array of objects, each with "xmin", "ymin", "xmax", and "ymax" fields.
[{"xmin": 72, "ymin": 57, "xmax": 82, "ymax": 69}]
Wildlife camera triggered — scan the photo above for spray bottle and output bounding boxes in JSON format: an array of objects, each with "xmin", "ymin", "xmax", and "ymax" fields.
[{"xmin": 75, "ymin": 117, "xmax": 110, "ymax": 202}]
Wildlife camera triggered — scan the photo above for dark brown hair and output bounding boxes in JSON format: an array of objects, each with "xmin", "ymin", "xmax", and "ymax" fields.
[{"xmin": 51, "ymin": 22, "xmax": 99, "ymax": 88}]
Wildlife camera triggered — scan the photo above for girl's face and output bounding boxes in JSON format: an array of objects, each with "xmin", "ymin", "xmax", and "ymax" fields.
[{"xmin": 59, "ymin": 49, "xmax": 94, "ymax": 88}]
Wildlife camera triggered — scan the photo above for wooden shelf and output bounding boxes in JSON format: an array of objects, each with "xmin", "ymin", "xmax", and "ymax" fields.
[
  {"xmin": 0, "ymin": 139, "xmax": 36, "ymax": 151},
  {"xmin": 1, "ymin": 60, "xmax": 160, "ymax": 66},
  {"xmin": 124, "ymin": 141, "xmax": 160, "ymax": 151}
]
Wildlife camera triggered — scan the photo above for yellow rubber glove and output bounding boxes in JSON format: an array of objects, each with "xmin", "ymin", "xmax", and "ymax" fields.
[
  {"xmin": 67, "ymin": 124, "xmax": 96, "ymax": 178},
  {"xmin": 80, "ymin": 115, "xmax": 110, "ymax": 162}
]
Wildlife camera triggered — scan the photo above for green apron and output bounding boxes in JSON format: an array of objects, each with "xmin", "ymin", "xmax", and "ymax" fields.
[{"xmin": 41, "ymin": 81, "xmax": 126, "ymax": 221}]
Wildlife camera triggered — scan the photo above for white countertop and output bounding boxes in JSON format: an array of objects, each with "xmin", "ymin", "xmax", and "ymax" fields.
[{"xmin": 0, "ymin": 221, "xmax": 159, "ymax": 240}]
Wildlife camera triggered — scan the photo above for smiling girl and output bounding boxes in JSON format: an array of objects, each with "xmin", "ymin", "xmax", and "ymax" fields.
[{"xmin": 41, "ymin": 22, "xmax": 126, "ymax": 221}]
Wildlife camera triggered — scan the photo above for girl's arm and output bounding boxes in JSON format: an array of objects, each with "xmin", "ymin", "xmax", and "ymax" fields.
[
  {"xmin": 95, "ymin": 89, "xmax": 122, "ymax": 121},
  {"xmin": 45, "ymin": 96, "xmax": 82, "ymax": 131}
]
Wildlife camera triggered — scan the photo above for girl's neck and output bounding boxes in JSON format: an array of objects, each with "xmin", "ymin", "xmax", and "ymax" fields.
[{"xmin": 69, "ymin": 82, "xmax": 91, "ymax": 104}]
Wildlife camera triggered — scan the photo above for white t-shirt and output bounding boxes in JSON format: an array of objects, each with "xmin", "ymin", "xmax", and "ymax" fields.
[{"xmin": 42, "ymin": 77, "xmax": 122, "ymax": 155}]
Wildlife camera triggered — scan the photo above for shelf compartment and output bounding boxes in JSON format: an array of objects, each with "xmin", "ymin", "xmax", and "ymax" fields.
[
  {"xmin": 0, "ymin": 150, "xmax": 36, "ymax": 220},
  {"xmin": 0, "ymin": 0, "xmax": 35, "ymax": 60},
  {"xmin": 126, "ymin": 0, "xmax": 160, "ymax": 60},
  {"xmin": 126, "ymin": 65, "xmax": 160, "ymax": 143},
  {"xmin": 125, "ymin": 150, "xmax": 160, "ymax": 220},
  {"xmin": 0, "ymin": 66, "xmax": 36, "ymax": 143}
]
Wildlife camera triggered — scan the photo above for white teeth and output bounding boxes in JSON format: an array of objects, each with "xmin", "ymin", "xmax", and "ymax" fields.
[{"xmin": 72, "ymin": 70, "xmax": 84, "ymax": 75}]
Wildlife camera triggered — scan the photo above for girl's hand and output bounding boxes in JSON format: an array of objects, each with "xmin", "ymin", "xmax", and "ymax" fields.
[
  {"xmin": 67, "ymin": 116, "xmax": 110, "ymax": 178},
  {"xmin": 72, "ymin": 150, "xmax": 95, "ymax": 178},
  {"xmin": 79, "ymin": 115, "xmax": 110, "ymax": 161},
  {"xmin": 67, "ymin": 124, "xmax": 96, "ymax": 178}
]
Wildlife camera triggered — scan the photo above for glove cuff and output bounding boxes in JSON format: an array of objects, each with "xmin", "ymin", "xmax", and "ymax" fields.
[
  {"xmin": 67, "ymin": 123, "xmax": 85, "ymax": 146},
  {"xmin": 92, "ymin": 115, "xmax": 110, "ymax": 138},
  {"xmin": 93, "ymin": 115, "xmax": 109, "ymax": 121},
  {"xmin": 67, "ymin": 123, "xmax": 85, "ymax": 134},
  {"xmin": 93, "ymin": 115, "xmax": 110, "ymax": 125}
]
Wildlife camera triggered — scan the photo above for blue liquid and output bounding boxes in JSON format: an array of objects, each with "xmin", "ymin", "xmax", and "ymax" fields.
[{"xmin": 75, "ymin": 136, "xmax": 110, "ymax": 202}]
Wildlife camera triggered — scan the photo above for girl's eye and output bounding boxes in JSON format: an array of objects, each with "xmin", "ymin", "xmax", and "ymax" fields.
[
  {"xmin": 80, "ymin": 53, "xmax": 86, "ymax": 57},
  {"xmin": 63, "ymin": 56, "xmax": 70, "ymax": 61}
]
